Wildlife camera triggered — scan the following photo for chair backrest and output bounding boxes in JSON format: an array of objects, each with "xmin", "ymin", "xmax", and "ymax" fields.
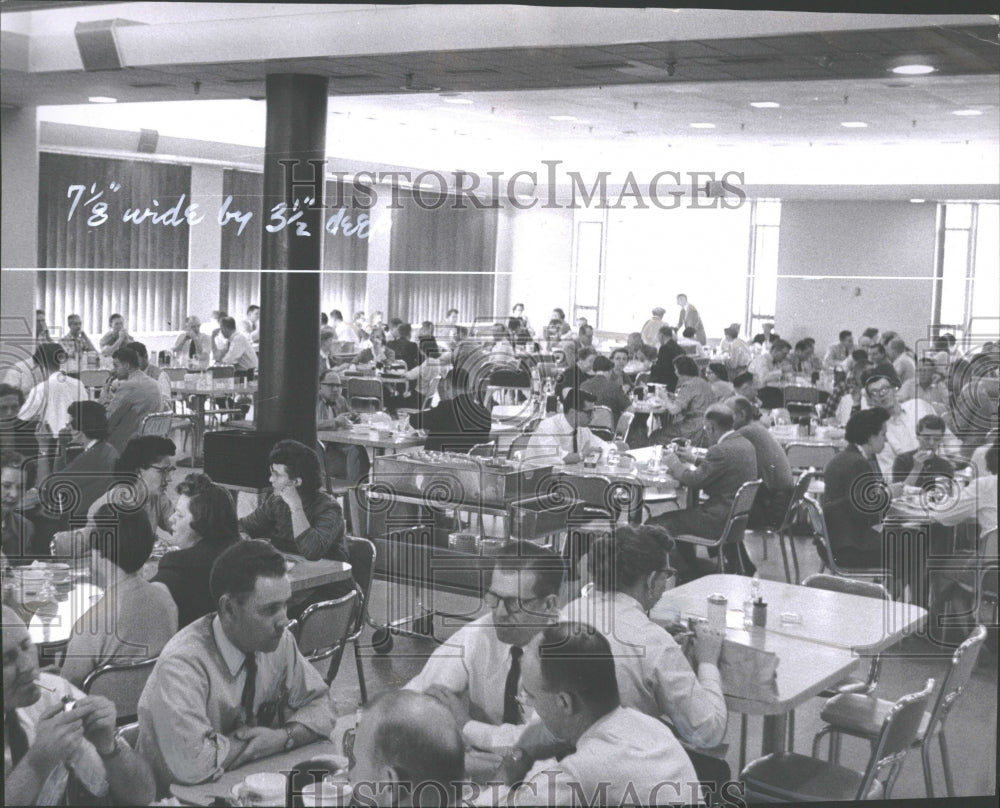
[
  {"xmin": 590, "ymin": 406, "xmax": 614, "ymax": 432},
  {"xmin": 468, "ymin": 441, "xmax": 497, "ymax": 457},
  {"xmin": 346, "ymin": 536, "xmax": 376, "ymax": 637},
  {"xmin": 488, "ymin": 368, "xmax": 531, "ymax": 388},
  {"xmin": 719, "ymin": 479, "xmax": 762, "ymax": 549},
  {"xmin": 164, "ymin": 367, "xmax": 187, "ymax": 382},
  {"xmin": 783, "ymin": 386, "xmax": 819, "ymax": 406},
  {"xmin": 785, "ymin": 442, "xmax": 838, "ymax": 471},
  {"xmin": 210, "ymin": 365, "xmax": 236, "ymax": 380},
  {"xmin": 116, "ymin": 721, "xmax": 140, "ymax": 749},
  {"xmin": 347, "ymin": 377, "xmax": 384, "ymax": 402},
  {"xmin": 858, "ymin": 678, "xmax": 935, "ymax": 799},
  {"xmin": 778, "ymin": 470, "xmax": 814, "ymax": 532},
  {"xmin": 614, "ymin": 411, "xmax": 635, "ymax": 443},
  {"xmin": 351, "ymin": 396, "xmax": 384, "ymax": 414},
  {"xmin": 803, "ymin": 573, "xmax": 890, "ymax": 600},
  {"xmin": 138, "ymin": 412, "xmax": 173, "ymax": 437},
  {"xmin": 292, "ymin": 590, "xmax": 358, "ymax": 658},
  {"xmin": 82, "ymin": 657, "xmax": 158, "ymax": 724},
  {"xmin": 924, "ymin": 624, "xmax": 987, "ymax": 735},
  {"xmin": 508, "ymin": 433, "xmax": 535, "ymax": 459},
  {"xmin": 80, "ymin": 369, "xmax": 110, "ymax": 389},
  {"xmin": 634, "ymin": 371, "xmax": 651, "ymax": 387}
]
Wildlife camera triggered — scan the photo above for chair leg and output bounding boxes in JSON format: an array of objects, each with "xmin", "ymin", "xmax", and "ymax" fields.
[
  {"xmin": 354, "ymin": 639, "xmax": 368, "ymax": 705},
  {"xmin": 761, "ymin": 531, "xmax": 768, "ymax": 561},
  {"xmin": 921, "ymin": 739, "xmax": 935, "ymax": 798},
  {"xmin": 831, "ymin": 731, "xmax": 842, "ymax": 765},
  {"xmin": 789, "ymin": 533, "xmax": 800, "ymax": 584},
  {"xmin": 786, "ymin": 709, "xmax": 795, "ymax": 752},
  {"xmin": 939, "ymin": 731, "xmax": 955, "ymax": 797},
  {"xmin": 738, "ymin": 714, "xmax": 748, "ymax": 774},
  {"xmin": 777, "ymin": 530, "xmax": 791, "ymax": 583},
  {"xmin": 812, "ymin": 726, "xmax": 830, "ymax": 759}
]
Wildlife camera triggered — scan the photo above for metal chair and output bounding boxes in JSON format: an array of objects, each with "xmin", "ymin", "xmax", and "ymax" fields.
[
  {"xmin": 347, "ymin": 377, "xmax": 384, "ymax": 412},
  {"xmin": 82, "ymin": 657, "xmax": 158, "ymax": 726},
  {"xmin": 486, "ymin": 367, "xmax": 532, "ymax": 406},
  {"xmin": 813, "ymin": 625, "xmax": 987, "ymax": 798},
  {"xmin": 589, "ymin": 406, "xmax": 614, "ymax": 442},
  {"xmin": 508, "ymin": 433, "xmax": 535, "ymax": 459},
  {"xmin": 613, "ymin": 411, "xmax": 635, "ymax": 443},
  {"xmin": 801, "ymin": 495, "xmax": 888, "ymax": 580},
  {"xmin": 139, "ymin": 411, "xmax": 195, "ymax": 463},
  {"xmin": 785, "ymin": 442, "xmax": 838, "ymax": 474},
  {"xmin": 346, "ymin": 536, "xmax": 377, "ymax": 704},
  {"xmin": 468, "ymin": 441, "xmax": 498, "ymax": 458},
  {"xmin": 209, "ymin": 365, "xmax": 236, "ymax": 381},
  {"xmin": 115, "ymin": 721, "xmax": 139, "ymax": 749},
  {"xmin": 742, "ymin": 678, "xmax": 935, "ymax": 803},
  {"xmin": 286, "ymin": 590, "xmax": 359, "ymax": 686},
  {"xmin": 761, "ymin": 470, "xmax": 813, "ymax": 584},
  {"xmin": 783, "ymin": 385, "xmax": 820, "ymax": 415},
  {"xmin": 671, "ymin": 479, "xmax": 762, "ymax": 575}
]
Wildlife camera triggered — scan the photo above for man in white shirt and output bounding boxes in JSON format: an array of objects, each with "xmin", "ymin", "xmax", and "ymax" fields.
[
  {"xmin": 748, "ymin": 339, "xmax": 791, "ymax": 390},
  {"xmin": 888, "ymin": 337, "xmax": 916, "ymax": 388},
  {"xmin": 218, "ymin": 316, "xmax": 259, "ymax": 373},
  {"xmin": 404, "ymin": 541, "xmax": 563, "ymax": 755},
  {"xmin": 525, "ymin": 387, "xmax": 613, "ymax": 463},
  {"xmin": 99, "ymin": 314, "xmax": 132, "ymax": 357},
  {"xmin": 823, "ymin": 330, "xmax": 854, "ymax": 371},
  {"xmin": 242, "ymin": 305, "xmax": 260, "ymax": 346},
  {"xmin": 506, "ymin": 622, "xmax": 701, "ymax": 807},
  {"xmin": 898, "ymin": 357, "xmax": 948, "ymax": 411},
  {"xmin": 60, "ymin": 314, "xmax": 97, "ymax": 360},
  {"xmin": 719, "ymin": 324, "xmax": 751, "ymax": 376},
  {"xmin": 640, "ymin": 307, "xmax": 666, "ymax": 347},
  {"xmin": 18, "ymin": 343, "xmax": 89, "ymax": 436}
]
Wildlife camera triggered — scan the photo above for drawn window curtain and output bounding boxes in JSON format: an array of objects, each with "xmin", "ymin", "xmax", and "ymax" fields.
[
  {"xmin": 36, "ymin": 152, "xmax": 190, "ymax": 333},
  {"xmin": 388, "ymin": 192, "xmax": 497, "ymax": 324},
  {"xmin": 220, "ymin": 171, "xmax": 369, "ymax": 319}
]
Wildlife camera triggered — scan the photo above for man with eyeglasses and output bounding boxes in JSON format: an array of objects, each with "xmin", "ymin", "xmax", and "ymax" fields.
[
  {"xmin": 404, "ymin": 541, "xmax": 564, "ymax": 755},
  {"xmin": 525, "ymin": 387, "xmax": 613, "ymax": 464},
  {"xmin": 316, "ymin": 369, "xmax": 370, "ymax": 485}
]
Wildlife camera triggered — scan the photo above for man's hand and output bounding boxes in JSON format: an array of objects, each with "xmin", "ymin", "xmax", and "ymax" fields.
[
  {"xmin": 333, "ymin": 414, "xmax": 353, "ymax": 430},
  {"xmin": 74, "ymin": 695, "xmax": 118, "ymax": 756},
  {"xmin": 229, "ymin": 726, "xmax": 285, "ymax": 768},
  {"xmin": 24, "ymin": 702, "xmax": 85, "ymax": 773},
  {"xmin": 912, "ymin": 450, "xmax": 934, "ymax": 469},
  {"xmin": 425, "ymin": 685, "xmax": 470, "ymax": 729},
  {"xmin": 562, "ymin": 452, "xmax": 582, "ymax": 465},
  {"xmin": 693, "ymin": 622, "xmax": 724, "ymax": 667},
  {"xmin": 276, "ymin": 484, "xmax": 303, "ymax": 510}
]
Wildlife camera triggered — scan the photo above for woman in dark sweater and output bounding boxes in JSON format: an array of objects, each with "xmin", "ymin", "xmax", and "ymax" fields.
[{"xmin": 152, "ymin": 473, "xmax": 239, "ymax": 627}]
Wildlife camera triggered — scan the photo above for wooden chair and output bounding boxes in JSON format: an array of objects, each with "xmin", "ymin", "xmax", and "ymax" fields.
[
  {"xmin": 742, "ymin": 678, "xmax": 934, "ymax": 803},
  {"xmin": 785, "ymin": 442, "xmax": 838, "ymax": 474},
  {"xmin": 813, "ymin": 625, "xmax": 987, "ymax": 798},
  {"xmin": 82, "ymin": 657, "xmax": 158, "ymax": 725},
  {"xmin": 671, "ymin": 480, "xmax": 762, "ymax": 575},
  {"xmin": 287, "ymin": 590, "xmax": 359, "ymax": 686}
]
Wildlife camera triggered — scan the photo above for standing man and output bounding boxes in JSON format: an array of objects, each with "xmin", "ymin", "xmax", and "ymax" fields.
[
  {"xmin": 218, "ymin": 316, "xmax": 259, "ymax": 376},
  {"xmin": 104, "ymin": 347, "xmax": 166, "ymax": 453},
  {"xmin": 99, "ymin": 314, "xmax": 131, "ymax": 357},
  {"xmin": 60, "ymin": 314, "xmax": 97, "ymax": 360},
  {"xmin": 316, "ymin": 369, "xmax": 371, "ymax": 485},
  {"xmin": 650, "ymin": 326, "xmax": 685, "ymax": 392},
  {"xmin": 676, "ymin": 294, "xmax": 707, "ymax": 345},
  {"xmin": 640, "ymin": 307, "xmax": 666, "ymax": 347}
]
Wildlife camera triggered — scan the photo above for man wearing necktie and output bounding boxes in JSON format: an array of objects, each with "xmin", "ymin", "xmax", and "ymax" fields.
[{"xmin": 404, "ymin": 541, "xmax": 564, "ymax": 757}]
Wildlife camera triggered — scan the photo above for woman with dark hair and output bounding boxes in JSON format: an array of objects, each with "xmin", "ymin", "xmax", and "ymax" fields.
[
  {"xmin": 355, "ymin": 326, "xmax": 395, "ymax": 367},
  {"xmin": 650, "ymin": 355, "xmax": 715, "ymax": 445},
  {"xmin": 705, "ymin": 362, "xmax": 734, "ymax": 402},
  {"xmin": 152, "ymin": 473, "xmax": 240, "ymax": 627}
]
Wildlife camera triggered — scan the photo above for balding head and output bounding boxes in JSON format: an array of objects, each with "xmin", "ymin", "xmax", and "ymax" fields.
[{"xmin": 350, "ymin": 690, "xmax": 463, "ymax": 807}]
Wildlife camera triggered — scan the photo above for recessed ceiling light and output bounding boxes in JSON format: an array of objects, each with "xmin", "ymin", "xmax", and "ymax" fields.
[
  {"xmin": 891, "ymin": 64, "xmax": 935, "ymax": 75},
  {"xmin": 442, "ymin": 97, "xmax": 473, "ymax": 104},
  {"xmin": 750, "ymin": 102, "xmax": 780, "ymax": 109},
  {"xmin": 910, "ymin": 199, "xmax": 926, "ymax": 203},
  {"xmin": 951, "ymin": 109, "xmax": 983, "ymax": 116},
  {"xmin": 549, "ymin": 115, "xmax": 578, "ymax": 121},
  {"xmin": 840, "ymin": 121, "xmax": 868, "ymax": 128},
  {"xmin": 689, "ymin": 122, "xmax": 715, "ymax": 129},
  {"xmin": 88, "ymin": 96, "xmax": 117, "ymax": 104}
]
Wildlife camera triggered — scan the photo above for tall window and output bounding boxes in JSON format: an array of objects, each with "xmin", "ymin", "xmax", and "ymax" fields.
[
  {"xmin": 746, "ymin": 200, "xmax": 781, "ymax": 339},
  {"xmin": 936, "ymin": 202, "xmax": 997, "ymax": 349}
]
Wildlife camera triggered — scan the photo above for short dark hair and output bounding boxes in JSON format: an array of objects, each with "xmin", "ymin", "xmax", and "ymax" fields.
[
  {"xmin": 704, "ymin": 405, "xmax": 734, "ymax": 431},
  {"xmin": 389, "ymin": 317, "xmax": 404, "ymax": 328},
  {"xmin": 0, "ymin": 383, "xmax": 25, "ymax": 405},
  {"xmin": 397, "ymin": 323, "xmax": 412, "ymax": 339},
  {"xmin": 176, "ymin": 473, "xmax": 241, "ymax": 549},
  {"xmin": 733, "ymin": 372, "xmax": 754, "ymax": 388},
  {"xmin": 839, "ymin": 330, "xmax": 853, "ymax": 342},
  {"xmin": 32, "ymin": 342, "xmax": 65, "ymax": 374},
  {"xmin": 729, "ymin": 395, "xmax": 756, "ymax": 423},
  {"xmin": 247, "ymin": 305, "xmax": 260, "ymax": 314},
  {"xmin": 320, "ymin": 313, "xmax": 329, "ymax": 325},
  {"xmin": 268, "ymin": 439, "xmax": 323, "ymax": 493},
  {"xmin": 591, "ymin": 527, "xmax": 669, "ymax": 592},
  {"xmin": 220, "ymin": 316, "xmax": 238, "ymax": 331},
  {"xmin": 536, "ymin": 622, "xmax": 620, "ymax": 715},
  {"xmin": 553, "ymin": 308, "xmax": 566, "ymax": 320},
  {"xmin": 862, "ymin": 327, "xmax": 879, "ymax": 340},
  {"xmin": 919, "ymin": 356, "xmax": 937, "ymax": 367},
  {"xmin": 112, "ymin": 347, "xmax": 140, "ymax": 368},
  {"xmin": 861, "ymin": 371, "xmax": 895, "ymax": 392},
  {"xmin": 610, "ymin": 348, "xmax": 628, "ymax": 361},
  {"xmin": 845, "ymin": 406, "xmax": 891, "ymax": 445},
  {"xmin": 209, "ymin": 539, "xmax": 286, "ymax": 604},
  {"xmin": 125, "ymin": 341, "xmax": 148, "ymax": 361},
  {"xmin": 590, "ymin": 355, "xmax": 613, "ymax": 372},
  {"xmin": 67, "ymin": 400, "xmax": 109, "ymax": 440},
  {"xmin": 916, "ymin": 414, "xmax": 946, "ymax": 433},
  {"xmin": 89, "ymin": 506, "xmax": 155, "ymax": 574},
  {"xmin": 579, "ymin": 324, "xmax": 593, "ymax": 337},
  {"xmin": 852, "ymin": 349, "xmax": 871, "ymax": 364},
  {"xmin": 331, "ymin": 309, "xmax": 343, "ymax": 321},
  {"xmin": 560, "ymin": 386, "xmax": 597, "ymax": 414},
  {"xmin": 869, "ymin": 342, "xmax": 887, "ymax": 357},
  {"xmin": 672, "ymin": 355, "xmax": 698, "ymax": 377},
  {"xmin": 108, "ymin": 313, "xmax": 123, "ymax": 326},
  {"xmin": 658, "ymin": 325, "xmax": 675, "ymax": 340},
  {"xmin": 682, "ymin": 326, "xmax": 696, "ymax": 339},
  {"xmin": 0, "ymin": 450, "xmax": 25, "ymax": 473},
  {"xmin": 446, "ymin": 308, "xmax": 459, "ymax": 317},
  {"xmin": 794, "ymin": 339, "xmax": 811, "ymax": 353},
  {"xmin": 771, "ymin": 339, "xmax": 792, "ymax": 352},
  {"xmin": 494, "ymin": 540, "xmax": 564, "ymax": 599},
  {"xmin": 114, "ymin": 436, "xmax": 176, "ymax": 473},
  {"xmin": 707, "ymin": 362, "xmax": 729, "ymax": 381}
]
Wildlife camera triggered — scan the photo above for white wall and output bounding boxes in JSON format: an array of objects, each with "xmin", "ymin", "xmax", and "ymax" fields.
[
  {"xmin": 775, "ymin": 201, "xmax": 938, "ymax": 351},
  {"xmin": 1, "ymin": 106, "xmax": 38, "ymax": 269}
]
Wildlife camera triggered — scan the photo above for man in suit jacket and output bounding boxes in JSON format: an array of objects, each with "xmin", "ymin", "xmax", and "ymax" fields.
[
  {"xmin": 104, "ymin": 347, "xmax": 167, "ymax": 454},
  {"xmin": 676, "ymin": 294, "xmax": 707, "ymax": 345},
  {"xmin": 649, "ymin": 326, "xmax": 684, "ymax": 392},
  {"xmin": 387, "ymin": 322, "xmax": 421, "ymax": 370},
  {"xmin": 650, "ymin": 405, "xmax": 758, "ymax": 582}
]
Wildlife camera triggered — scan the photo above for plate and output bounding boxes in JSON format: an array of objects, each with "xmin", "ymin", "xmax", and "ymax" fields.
[{"xmin": 231, "ymin": 783, "xmax": 285, "ymax": 807}]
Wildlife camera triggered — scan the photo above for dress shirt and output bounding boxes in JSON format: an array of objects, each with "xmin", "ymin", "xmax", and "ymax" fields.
[
  {"xmin": 60, "ymin": 331, "xmax": 97, "ymax": 356},
  {"xmin": 100, "ymin": 328, "xmax": 132, "ymax": 356},
  {"xmin": 220, "ymin": 331, "xmax": 259, "ymax": 371},
  {"xmin": 892, "ymin": 354, "xmax": 917, "ymax": 388},
  {"xmin": 720, "ymin": 338, "xmax": 752, "ymax": 373},
  {"xmin": 173, "ymin": 332, "xmax": 211, "ymax": 364},
  {"xmin": 240, "ymin": 319, "xmax": 260, "ymax": 345},
  {"xmin": 1, "ymin": 359, "xmax": 42, "ymax": 397},
  {"xmin": 4, "ymin": 673, "xmax": 109, "ymax": 805},
  {"xmin": 897, "ymin": 378, "xmax": 948, "ymax": 410},
  {"xmin": 640, "ymin": 318, "xmax": 664, "ymax": 347},
  {"xmin": 137, "ymin": 614, "xmax": 336, "ymax": 794},
  {"xmin": 19, "ymin": 373, "xmax": 89, "ymax": 434},
  {"xmin": 823, "ymin": 343, "xmax": 849, "ymax": 370},
  {"xmin": 61, "ymin": 573, "xmax": 178, "ymax": 688},
  {"xmin": 105, "ymin": 371, "xmax": 167, "ymax": 454},
  {"xmin": 509, "ymin": 707, "xmax": 701, "ymax": 808},
  {"xmin": 933, "ymin": 475, "xmax": 997, "ymax": 536},
  {"xmin": 875, "ymin": 399, "xmax": 960, "ymax": 476},
  {"xmin": 239, "ymin": 490, "xmax": 347, "ymax": 561},
  {"xmin": 561, "ymin": 591, "xmax": 726, "ymax": 749},
  {"xmin": 404, "ymin": 613, "xmax": 532, "ymax": 752},
  {"xmin": 525, "ymin": 413, "xmax": 612, "ymax": 461},
  {"xmin": 145, "ymin": 366, "xmax": 173, "ymax": 407},
  {"xmin": 748, "ymin": 352, "xmax": 781, "ymax": 389}
]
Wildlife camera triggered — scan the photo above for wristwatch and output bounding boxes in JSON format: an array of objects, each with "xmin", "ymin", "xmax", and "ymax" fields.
[{"xmin": 283, "ymin": 726, "xmax": 295, "ymax": 751}]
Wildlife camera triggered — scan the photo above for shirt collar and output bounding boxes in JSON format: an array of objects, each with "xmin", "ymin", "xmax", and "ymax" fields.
[
  {"xmin": 84, "ymin": 438, "xmax": 98, "ymax": 451},
  {"xmin": 212, "ymin": 614, "xmax": 253, "ymax": 677},
  {"xmin": 717, "ymin": 429, "xmax": 736, "ymax": 443}
]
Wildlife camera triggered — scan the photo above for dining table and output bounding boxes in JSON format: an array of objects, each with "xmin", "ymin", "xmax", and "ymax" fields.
[{"xmin": 318, "ymin": 425, "xmax": 425, "ymax": 456}]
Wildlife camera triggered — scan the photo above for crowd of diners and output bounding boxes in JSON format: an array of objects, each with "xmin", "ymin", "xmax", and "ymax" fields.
[{"xmin": 2, "ymin": 295, "xmax": 997, "ymax": 806}]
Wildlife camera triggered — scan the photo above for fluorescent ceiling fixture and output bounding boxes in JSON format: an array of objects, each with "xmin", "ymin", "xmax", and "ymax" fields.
[
  {"xmin": 891, "ymin": 64, "xmax": 935, "ymax": 75},
  {"xmin": 88, "ymin": 96, "xmax": 117, "ymax": 104},
  {"xmin": 910, "ymin": 198, "xmax": 926, "ymax": 203},
  {"xmin": 689, "ymin": 122, "xmax": 716, "ymax": 129},
  {"xmin": 841, "ymin": 121, "xmax": 868, "ymax": 128},
  {"xmin": 549, "ymin": 115, "xmax": 578, "ymax": 121},
  {"xmin": 951, "ymin": 109, "xmax": 983, "ymax": 116},
  {"xmin": 442, "ymin": 97, "xmax": 473, "ymax": 104},
  {"xmin": 750, "ymin": 101, "xmax": 780, "ymax": 108}
]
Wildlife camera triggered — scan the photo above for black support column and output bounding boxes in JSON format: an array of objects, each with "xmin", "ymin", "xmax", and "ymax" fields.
[{"xmin": 258, "ymin": 74, "xmax": 328, "ymax": 448}]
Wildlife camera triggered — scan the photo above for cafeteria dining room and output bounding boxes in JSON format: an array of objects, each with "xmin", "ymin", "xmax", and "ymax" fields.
[{"xmin": 2, "ymin": 3, "xmax": 997, "ymax": 806}]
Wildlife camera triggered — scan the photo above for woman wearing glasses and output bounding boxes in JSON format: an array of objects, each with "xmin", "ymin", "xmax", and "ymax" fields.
[{"xmin": 561, "ymin": 527, "xmax": 728, "ymax": 783}]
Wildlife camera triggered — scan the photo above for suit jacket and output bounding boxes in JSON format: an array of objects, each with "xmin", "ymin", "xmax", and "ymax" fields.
[
  {"xmin": 106, "ymin": 372, "xmax": 166, "ymax": 453},
  {"xmin": 152, "ymin": 539, "xmax": 235, "ymax": 628},
  {"xmin": 667, "ymin": 432, "xmax": 758, "ymax": 532},
  {"xmin": 387, "ymin": 338, "xmax": 420, "ymax": 370},
  {"xmin": 677, "ymin": 305, "xmax": 707, "ymax": 345},
  {"xmin": 40, "ymin": 440, "xmax": 119, "ymax": 517},
  {"xmin": 649, "ymin": 340, "xmax": 684, "ymax": 392},
  {"xmin": 410, "ymin": 394, "xmax": 492, "ymax": 453},
  {"xmin": 821, "ymin": 444, "xmax": 884, "ymax": 555}
]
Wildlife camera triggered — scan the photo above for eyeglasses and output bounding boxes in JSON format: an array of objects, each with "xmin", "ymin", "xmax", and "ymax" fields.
[
  {"xmin": 868, "ymin": 385, "xmax": 895, "ymax": 397},
  {"xmin": 321, "ymin": 382, "xmax": 343, "ymax": 388},
  {"xmin": 148, "ymin": 465, "xmax": 175, "ymax": 476},
  {"xmin": 484, "ymin": 590, "xmax": 542, "ymax": 614}
]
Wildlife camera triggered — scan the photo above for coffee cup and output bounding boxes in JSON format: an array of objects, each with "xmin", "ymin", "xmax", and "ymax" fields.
[{"xmin": 241, "ymin": 772, "xmax": 286, "ymax": 806}]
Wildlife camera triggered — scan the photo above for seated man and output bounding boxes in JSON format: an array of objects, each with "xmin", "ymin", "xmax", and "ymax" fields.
[
  {"xmin": 405, "ymin": 541, "xmax": 563, "ymax": 754},
  {"xmin": 0, "ymin": 385, "xmax": 40, "ymax": 484},
  {"xmin": 409, "ymin": 369, "xmax": 492, "ymax": 454},
  {"xmin": 137, "ymin": 540, "xmax": 337, "ymax": 796},
  {"xmin": 525, "ymin": 387, "xmax": 613, "ymax": 464},
  {"xmin": 18, "ymin": 343, "xmax": 89, "ymax": 439},
  {"xmin": 60, "ymin": 313, "xmax": 97, "ymax": 360},
  {"xmin": 349, "ymin": 690, "xmax": 464, "ymax": 808},
  {"xmin": 3, "ymin": 604, "xmax": 156, "ymax": 806},
  {"xmin": 99, "ymin": 313, "xmax": 132, "ymax": 357},
  {"xmin": 898, "ymin": 357, "xmax": 948, "ymax": 411},
  {"xmin": 126, "ymin": 341, "xmax": 172, "ymax": 408},
  {"xmin": 505, "ymin": 622, "xmax": 700, "ymax": 807},
  {"xmin": 649, "ymin": 405, "xmax": 759, "ymax": 582},
  {"xmin": 729, "ymin": 396, "xmax": 794, "ymax": 529},
  {"xmin": 891, "ymin": 413, "xmax": 955, "ymax": 488},
  {"xmin": 104, "ymin": 346, "xmax": 167, "ymax": 454},
  {"xmin": 748, "ymin": 338, "xmax": 791, "ymax": 390},
  {"xmin": 823, "ymin": 330, "xmax": 854, "ymax": 371},
  {"xmin": 239, "ymin": 439, "xmax": 347, "ymax": 562},
  {"xmin": 387, "ymin": 323, "xmax": 420, "ymax": 370},
  {"xmin": 580, "ymin": 355, "xmax": 631, "ymax": 426},
  {"xmin": 316, "ymin": 369, "xmax": 371, "ymax": 485},
  {"xmin": 1, "ymin": 451, "xmax": 49, "ymax": 564},
  {"xmin": 173, "ymin": 315, "xmax": 212, "ymax": 368},
  {"xmin": 217, "ymin": 316, "xmax": 259, "ymax": 376}
]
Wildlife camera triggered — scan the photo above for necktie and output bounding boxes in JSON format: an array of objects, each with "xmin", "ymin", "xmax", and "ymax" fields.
[
  {"xmin": 189, "ymin": 338, "xmax": 197, "ymax": 359},
  {"xmin": 503, "ymin": 646, "xmax": 524, "ymax": 725},
  {"xmin": 240, "ymin": 653, "xmax": 257, "ymax": 726},
  {"xmin": 572, "ymin": 424, "xmax": 579, "ymax": 455},
  {"xmin": 6, "ymin": 711, "xmax": 29, "ymax": 767}
]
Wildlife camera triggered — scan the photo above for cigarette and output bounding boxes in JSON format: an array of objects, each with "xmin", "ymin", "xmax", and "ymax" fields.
[{"xmin": 34, "ymin": 681, "xmax": 58, "ymax": 693}]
